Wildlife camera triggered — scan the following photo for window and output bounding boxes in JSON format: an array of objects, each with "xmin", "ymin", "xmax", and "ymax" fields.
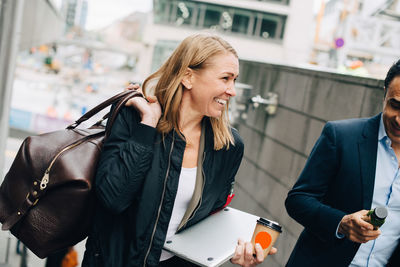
[
  {"xmin": 232, "ymin": 11, "xmax": 253, "ymax": 35},
  {"xmin": 151, "ymin": 40, "xmax": 179, "ymax": 73},
  {"xmin": 254, "ymin": 13, "xmax": 286, "ymax": 40},
  {"xmin": 256, "ymin": 0, "xmax": 290, "ymax": 4},
  {"xmin": 153, "ymin": 0, "xmax": 286, "ymax": 41},
  {"xmin": 221, "ymin": 11, "xmax": 233, "ymax": 31},
  {"xmin": 174, "ymin": 1, "xmax": 196, "ymax": 26},
  {"xmin": 260, "ymin": 18, "xmax": 277, "ymax": 38},
  {"xmin": 203, "ymin": 7, "xmax": 221, "ymax": 29},
  {"xmin": 154, "ymin": 0, "xmax": 172, "ymax": 24}
]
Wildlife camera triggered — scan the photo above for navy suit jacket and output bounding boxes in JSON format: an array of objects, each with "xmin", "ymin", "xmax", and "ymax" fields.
[{"xmin": 285, "ymin": 114, "xmax": 400, "ymax": 267}]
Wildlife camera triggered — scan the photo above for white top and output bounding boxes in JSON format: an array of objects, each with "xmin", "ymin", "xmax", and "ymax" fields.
[{"xmin": 160, "ymin": 167, "xmax": 197, "ymax": 261}]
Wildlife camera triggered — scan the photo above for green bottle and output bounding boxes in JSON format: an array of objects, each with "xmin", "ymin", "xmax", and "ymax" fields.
[{"xmin": 366, "ymin": 206, "xmax": 388, "ymax": 229}]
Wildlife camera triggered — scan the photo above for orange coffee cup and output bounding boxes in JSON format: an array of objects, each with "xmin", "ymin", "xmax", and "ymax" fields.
[{"xmin": 250, "ymin": 217, "xmax": 282, "ymax": 259}]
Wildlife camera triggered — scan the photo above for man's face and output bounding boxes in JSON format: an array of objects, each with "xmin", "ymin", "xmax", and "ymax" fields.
[{"xmin": 383, "ymin": 76, "xmax": 400, "ymax": 146}]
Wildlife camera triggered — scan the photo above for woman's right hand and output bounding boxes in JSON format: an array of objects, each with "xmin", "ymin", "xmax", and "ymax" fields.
[{"xmin": 124, "ymin": 84, "xmax": 161, "ymax": 128}]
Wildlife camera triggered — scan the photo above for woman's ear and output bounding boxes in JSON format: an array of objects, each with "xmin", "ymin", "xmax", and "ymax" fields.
[{"xmin": 181, "ymin": 68, "xmax": 193, "ymax": 89}]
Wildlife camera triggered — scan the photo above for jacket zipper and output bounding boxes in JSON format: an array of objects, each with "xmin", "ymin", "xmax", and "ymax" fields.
[
  {"xmin": 143, "ymin": 135, "xmax": 175, "ymax": 266},
  {"xmin": 178, "ymin": 151, "xmax": 206, "ymax": 231}
]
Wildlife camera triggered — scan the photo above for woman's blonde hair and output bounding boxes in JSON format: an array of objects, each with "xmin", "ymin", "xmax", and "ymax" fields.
[{"xmin": 142, "ymin": 33, "xmax": 238, "ymax": 150}]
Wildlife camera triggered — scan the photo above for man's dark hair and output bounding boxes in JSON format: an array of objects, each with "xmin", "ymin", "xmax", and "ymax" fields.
[{"xmin": 384, "ymin": 59, "xmax": 400, "ymax": 98}]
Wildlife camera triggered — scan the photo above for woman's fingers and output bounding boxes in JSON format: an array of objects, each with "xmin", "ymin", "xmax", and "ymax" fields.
[
  {"xmin": 244, "ymin": 242, "xmax": 254, "ymax": 262},
  {"xmin": 125, "ymin": 96, "xmax": 147, "ymax": 108},
  {"xmin": 268, "ymin": 247, "xmax": 277, "ymax": 255},
  {"xmin": 146, "ymin": 95, "xmax": 158, "ymax": 103},
  {"xmin": 230, "ymin": 239, "xmax": 272, "ymax": 267},
  {"xmin": 124, "ymin": 83, "xmax": 140, "ymax": 91},
  {"xmin": 254, "ymin": 243, "xmax": 264, "ymax": 263},
  {"xmin": 232, "ymin": 243, "xmax": 243, "ymax": 261}
]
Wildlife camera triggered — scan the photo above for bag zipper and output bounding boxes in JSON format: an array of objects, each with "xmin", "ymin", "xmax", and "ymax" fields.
[
  {"xmin": 143, "ymin": 134, "xmax": 175, "ymax": 266},
  {"xmin": 39, "ymin": 137, "xmax": 91, "ymax": 190}
]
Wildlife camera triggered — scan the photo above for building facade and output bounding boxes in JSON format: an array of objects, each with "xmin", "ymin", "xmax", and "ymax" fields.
[
  {"xmin": 136, "ymin": 0, "xmax": 313, "ymax": 79},
  {"xmin": 62, "ymin": 0, "xmax": 88, "ymax": 31}
]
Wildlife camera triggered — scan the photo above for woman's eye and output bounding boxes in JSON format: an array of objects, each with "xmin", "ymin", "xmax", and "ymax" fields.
[{"xmin": 222, "ymin": 77, "xmax": 229, "ymax": 81}]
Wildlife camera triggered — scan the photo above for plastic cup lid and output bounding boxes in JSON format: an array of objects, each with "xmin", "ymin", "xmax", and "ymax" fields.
[{"xmin": 257, "ymin": 217, "xmax": 282, "ymax": 233}]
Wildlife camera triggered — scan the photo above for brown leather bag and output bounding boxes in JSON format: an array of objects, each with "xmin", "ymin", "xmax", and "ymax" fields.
[{"xmin": 0, "ymin": 90, "xmax": 142, "ymax": 258}]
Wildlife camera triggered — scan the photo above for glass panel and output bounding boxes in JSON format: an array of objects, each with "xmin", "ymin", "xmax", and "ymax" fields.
[
  {"xmin": 151, "ymin": 40, "xmax": 179, "ymax": 73},
  {"xmin": 154, "ymin": 0, "xmax": 170, "ymax": 24},
  {"xmin": 221, "ymin": 11, "xmax": 233, "ymax": 31},
  {"xmin": 203, "ymin": 8, "xmax": 221, "ymax": 29},
  {"xmin": 253, "ymin": 13, "xmax": 286, "ymax": 40},
  {"xmin": 258, "ymin": 0, "xmax": 289, "ymax": 4},
  {"xmin": 175, "ymin": 2, "xmax": 194, "ymax": 26},
  {"xmin": 260, "ymin": 18, "xmax": 277, "ymax": 39},
  {"xmin": 153, "ymin": 0, "xmax": 286, "ymax": 40},
  {"xmin": 232, "ymin": 12, "xmax": 250, "ymax": 34}
]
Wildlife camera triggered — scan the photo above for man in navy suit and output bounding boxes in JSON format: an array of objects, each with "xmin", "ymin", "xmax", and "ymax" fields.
[{"xmin": 285, "ymin": 60, "xmax": 400, "ymax": 267}]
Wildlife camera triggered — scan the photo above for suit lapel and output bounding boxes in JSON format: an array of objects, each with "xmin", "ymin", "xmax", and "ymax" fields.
[{"xmin": 358, "ymin": 114, "xmax": 381, "ymax": 209}]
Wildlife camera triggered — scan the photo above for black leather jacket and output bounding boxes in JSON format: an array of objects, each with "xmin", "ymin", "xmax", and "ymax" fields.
[{"xmin": 82, "ymin": 106, "xmax": 244, "ymax": 267}]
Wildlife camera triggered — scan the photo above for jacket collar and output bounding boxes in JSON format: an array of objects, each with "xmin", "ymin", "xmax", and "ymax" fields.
[
  {"xmin": 358, "ymin": 113, "xmax": 381, "ymax": 209},
  {"xmin": 361, "ymin": 113, "xmax": 381, "ymax": 139},
  {"xmin": 203, "ymin": 118, "xmax": 215, "ymax": 152}
]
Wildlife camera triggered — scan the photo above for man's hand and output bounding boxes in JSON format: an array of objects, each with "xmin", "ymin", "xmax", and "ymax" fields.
[
  {"xmin": 338, "ymin": 210, "xmax": 381, "ymax": 243},
  {"xmin": 230, "ymin": 239, "xmax": 277, "ymax": 267},
  {"xmin": 124, "ymin": 83, "xmax": 161, "ymax": 128}
]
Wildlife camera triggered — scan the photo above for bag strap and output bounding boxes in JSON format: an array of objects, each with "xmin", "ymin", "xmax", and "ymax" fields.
[
  {"xmin": 67, "ymin": 90, "xmax": 143, "ymax": 129},
  {"xmin": 105, "ymin": 91, "xmax": 144, "ymax": 139}
]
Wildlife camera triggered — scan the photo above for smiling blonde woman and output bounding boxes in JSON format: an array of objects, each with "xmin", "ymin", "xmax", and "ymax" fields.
[{"xmin": 82, "ymin": 33, "xmax": 275, "ymax": 267}]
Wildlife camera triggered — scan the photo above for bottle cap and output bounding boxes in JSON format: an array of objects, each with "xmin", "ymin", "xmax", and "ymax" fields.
[
  {"xmin": 374, "ymin": 206, "xmax": 388, "ymax": 219},
  {"xmin": 257, "ymin": 218, "xmax": 282, "ymax": 233}
]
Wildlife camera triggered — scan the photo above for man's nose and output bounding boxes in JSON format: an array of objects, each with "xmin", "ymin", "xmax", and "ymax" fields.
[{"xmin": 396, "ymin": 114, "xmax": 400, "ymax": 125}]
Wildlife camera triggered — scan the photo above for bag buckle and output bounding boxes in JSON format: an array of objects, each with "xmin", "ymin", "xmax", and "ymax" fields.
[{"xmin": 26, "ymin": 192, "xmax": 39, "ymax": 206}]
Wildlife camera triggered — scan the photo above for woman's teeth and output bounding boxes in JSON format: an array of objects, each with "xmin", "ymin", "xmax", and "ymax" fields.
[{"xmin": 215, "ymin": 98, "xmax": 227, "ymax": 105}]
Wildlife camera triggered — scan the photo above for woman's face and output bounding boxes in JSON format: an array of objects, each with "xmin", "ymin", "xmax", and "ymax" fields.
[{"xmin": 187, "ymin": 52, "xmax": 239, "ymax": 118}]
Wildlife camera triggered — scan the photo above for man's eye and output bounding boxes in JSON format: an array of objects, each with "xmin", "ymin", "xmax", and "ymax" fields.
[
  {"xmin": 222, "ymin": 77, "xmax": 229, "ymax": 81},
  {"xmin": 389, "ymin": 100, "xmax": 400, "ymax": 109}
]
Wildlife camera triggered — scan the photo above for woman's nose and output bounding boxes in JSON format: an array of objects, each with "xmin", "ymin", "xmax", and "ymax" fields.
[{"xmin": 226, "ymin": 85, "xmax": 236, "ymax": 97}]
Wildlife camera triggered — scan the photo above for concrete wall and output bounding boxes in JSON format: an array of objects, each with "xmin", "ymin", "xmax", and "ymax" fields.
[{"xmin": 227, "ymin": 61, "xmax": 384, "ymax": 267}]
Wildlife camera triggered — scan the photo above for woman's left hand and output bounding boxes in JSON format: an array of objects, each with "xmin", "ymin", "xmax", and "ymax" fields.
[
  {"xmin": 124, "ymin": 83, "xmax": 161, "ymax": 128},
  {"xmin": 230, "ymin": 239, "xmax": 277, "ymax": 267}
]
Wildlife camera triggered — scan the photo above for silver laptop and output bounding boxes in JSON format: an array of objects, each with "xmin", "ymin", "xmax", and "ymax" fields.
[{"xmin": 163, "ymin": 207, "xmax": 259, "ymax": 267}]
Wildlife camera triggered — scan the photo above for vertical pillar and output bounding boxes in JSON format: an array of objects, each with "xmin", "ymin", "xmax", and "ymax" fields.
[{"xmin": 0, "ymin": 0, "xmax": 24, "ymax": 178}]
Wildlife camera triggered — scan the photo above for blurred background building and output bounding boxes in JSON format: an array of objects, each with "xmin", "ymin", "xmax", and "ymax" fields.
[
  {"xmin": 1, "ymin": 0, "xmax": 400, "ymax": 267},
  {"xmin": 312, "ymin": 0, "xmax": 400, "ymax": 77},
  {"xmin": 144, "ymin": 0, "xmax": 313, "ymax": 75},
  {"xmin": 62, "ymin": 0, "xmax": 88, "ymax": 31}
]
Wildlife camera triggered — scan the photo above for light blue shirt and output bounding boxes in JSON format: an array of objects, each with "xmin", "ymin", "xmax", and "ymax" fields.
[{"xmin": 349, "ymin": 115, "xmax": 400, "ymax": 266}]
